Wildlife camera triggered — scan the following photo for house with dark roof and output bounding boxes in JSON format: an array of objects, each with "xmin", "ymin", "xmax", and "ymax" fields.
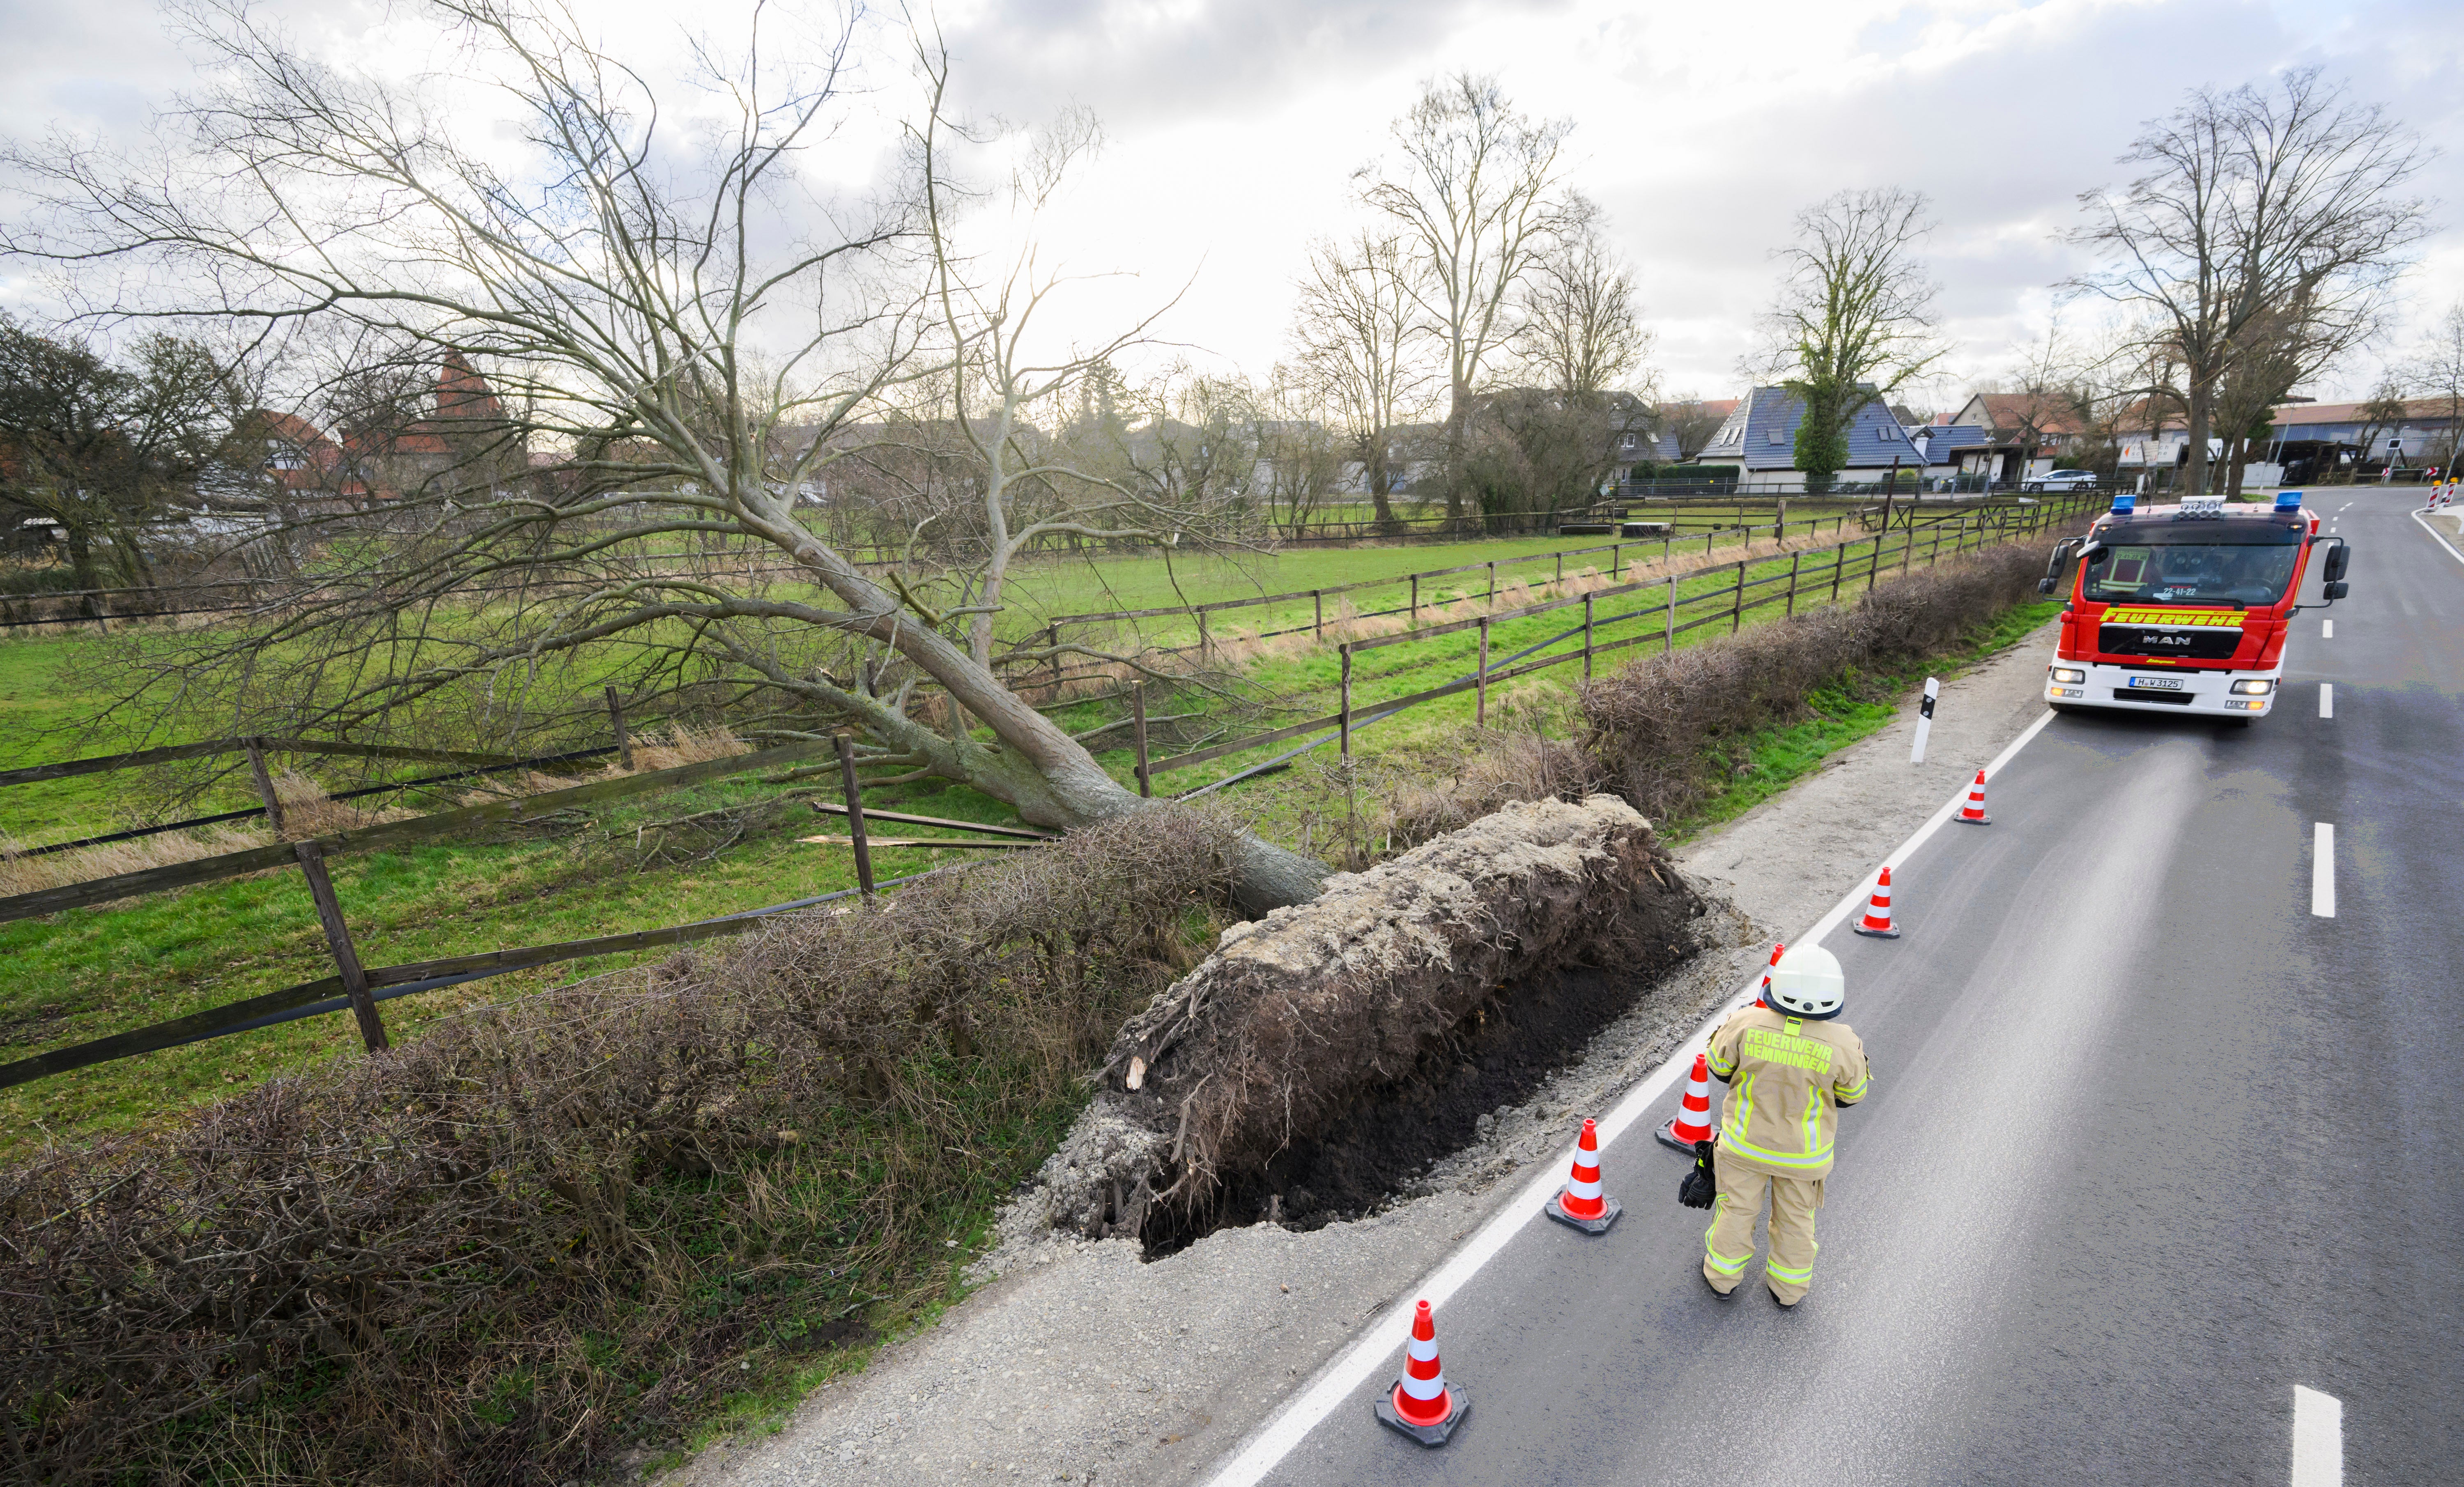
[{"xmin": 1687, "ymin": 387, "xmax": 1926, "ymax": 489}]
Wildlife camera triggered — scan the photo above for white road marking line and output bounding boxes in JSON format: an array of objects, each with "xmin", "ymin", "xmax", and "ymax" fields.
[
  {"xmin": 1198, "ymin": 711, "xmax": 2063, "ymax": 1487},
  {"xmin": 2409, "ymin": 507, "xmax": 2464, "ymax": 567},
  {"xmin": 2292, "ymin": 1384, "xmax": 2342, "ymax": 1486},
  {"xmin": 2312, "ymin": 824, "xmax": 2335, "ymax": 918},
  {"xmin": 2322, "ymin": 619, "xmax": 2333, "ymax": 638},
  {"xmin": 2319, "ymin": 683, "xmax": 2333, "ymax": 719}
]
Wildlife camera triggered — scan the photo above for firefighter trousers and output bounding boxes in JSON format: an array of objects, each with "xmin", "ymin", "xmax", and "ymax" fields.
[{"xmin": 1701, "ymin": 1146, "xmax": 1824, "ymax": 1305}]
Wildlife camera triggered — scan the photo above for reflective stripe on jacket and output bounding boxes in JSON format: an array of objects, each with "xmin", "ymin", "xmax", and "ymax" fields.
[{"xmin": 1704, "ymin": 1006, "xmax": 1869, "ymax": 1179}]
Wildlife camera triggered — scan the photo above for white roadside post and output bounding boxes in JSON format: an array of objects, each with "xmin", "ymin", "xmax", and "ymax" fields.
[{"xmin": 1910, "ymin": 677, "xmax": 1940, "ymax": 764}]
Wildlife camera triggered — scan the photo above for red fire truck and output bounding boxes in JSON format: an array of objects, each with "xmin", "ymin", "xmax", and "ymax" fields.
[{"xmin": 2038, "ymin": 490, "xmax": 2351, "ymax": 721}]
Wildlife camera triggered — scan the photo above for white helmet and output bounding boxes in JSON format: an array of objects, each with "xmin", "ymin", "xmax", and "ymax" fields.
[{"xmin": 1768, "ymin": 945, "xmax": 1845, "ymax": 1020}]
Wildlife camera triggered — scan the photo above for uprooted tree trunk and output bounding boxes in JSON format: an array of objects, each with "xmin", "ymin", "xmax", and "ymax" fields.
[
  {"xmin": 1024, "ymin": 794, "xmax": 1703, "ymax": 1243},
  {"xmin": 9, "ymin": 1, "xmax": 1329, "ymax": 913}
]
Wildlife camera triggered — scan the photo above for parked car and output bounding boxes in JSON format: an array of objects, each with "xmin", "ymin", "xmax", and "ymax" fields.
[{"xmin": 2023, "ymin": 469, "xmax": 2102, "ymax": 492}]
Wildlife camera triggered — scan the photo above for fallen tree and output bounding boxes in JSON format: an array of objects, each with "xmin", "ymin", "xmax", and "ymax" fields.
[
  {"xmin": 7, "ymin": 2, "xmax": 1326, "ymax": 912},
  {"xmin": 1025, "ymin": 794, "xmax": 1703, "ymax": 1245}
]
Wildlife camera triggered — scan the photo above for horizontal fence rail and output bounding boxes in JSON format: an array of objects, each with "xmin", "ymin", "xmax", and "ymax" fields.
[{"xmin": 1147, "ymin": 491, "xmax": 2094, "ymax": 789}]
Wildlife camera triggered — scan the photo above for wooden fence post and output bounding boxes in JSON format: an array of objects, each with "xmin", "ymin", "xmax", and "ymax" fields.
[
  {"xmin": 292, "ymin": 841, "xmax": 388, "ymax": 1053},
  {"xmin": 1664, "ymin": 574, "xmax": 1676, "ymax": 654},
  {"xmin": 1776, "ymin": 498, "xmax": 1788, "ymax": 544},
  {"xmin": 1196, "ymin": 610, "xmax": 1209, "ymax": 663},
  {"xmin": 1131, "ymin": 682, "xmax": 1152, "ymax": 798},
  {"xmin": 1830, "ymin": 541, "xmax": 1845, "ymax": 604},
  {"xmin": 1582, "ymin": 592, "xmax": 1595, "ymax": 681},
  {"xmin": 834, "ymin": 735, "xmax": 875, "ymax": 897},
  {"xmin": 1409, "ymin": 574, "xmax": 1419, "ymax": 625},
  {"xmin": 1555, "ymin": 551, "xmax": 1564, "ymax": 585},
  {"xmin": 1869, "ymin": 534, "xmax": 1883, "ymax": 591},
  {"xmin": 1475, "ymin": 618, "xmax": 1490, "ymax": 727},
  {"xmin": 1786, "ymin": 550, "xmax": 1802, "ymax": 617},
  {"xmin": 244, "ymin": 737, "xmax": 286, "ymax": 837},
  {"xmin": 1313, "ymin": 590, "xmax": 1324, "ymax": 640},
  {"xmin": 1487, "ymin": 562, "xmax": 1496, "ymax": 603},
  {"xmin": 604, "ymin": 685, "xmax": 633, "ymax": 770},
  {"xmin": 1339, "ymin": 644, "xmax": 1352, "ymax": 759},
  {"xmin": 1611, "ymin": 543, "xmax": 1621, "ymax": 583},
  {"xmin": 1731, "ymin": 560, "xmax": 1746, "ymax": 632}
]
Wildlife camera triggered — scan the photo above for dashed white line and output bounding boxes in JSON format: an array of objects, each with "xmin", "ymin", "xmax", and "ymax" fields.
[
  {"xmin": 2292, "ymin": 1384, "xmax": 2342, "ymax": 1486},
  {"xmin": 2322, "ymin": 619, "xmax": 2333, "ymax": 638},
  {"xmin": 2312, "ymin": 824, "xmax": 2335, "ymax": 918},
  {"xmin": 2319, "ymin": 683, "xmax": 2333, "ymax": 719}
]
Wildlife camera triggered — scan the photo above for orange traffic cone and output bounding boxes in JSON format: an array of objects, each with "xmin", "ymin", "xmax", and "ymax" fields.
[
  {"xmin": 1547, "ymin": 1118, "xmax": 1623, "ymax": 1234},
  {"xmin": 1374, "ymin": 1299, "xmax": 1469, "ymax": 1445},
  {"xmin": 1656, "ymin": 1053, "xmax": 1717, "ymax": 1154},
  {"xmin": 1853, "ymin": 865, "xmax": 1901, "ymax": 939},
  {"xmin": 1754, "ymin": 941, "xmax": 1783, "ymax": 1005},
  {"xmin": 1955, "ymin": 769, "xmax": 1991, "ymax": 824}
]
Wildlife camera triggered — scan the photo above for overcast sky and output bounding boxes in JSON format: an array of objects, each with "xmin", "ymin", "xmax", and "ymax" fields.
[{"xmin": 5, "ymin": 0, "xmax": 2460, "ymax": 411}]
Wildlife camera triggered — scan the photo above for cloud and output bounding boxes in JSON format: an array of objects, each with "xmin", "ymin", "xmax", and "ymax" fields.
[{"xmin": 5, "ymin": 0, "xmax": 2458, "ymax": 399}]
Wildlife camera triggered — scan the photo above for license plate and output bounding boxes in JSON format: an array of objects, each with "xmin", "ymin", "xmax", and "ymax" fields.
[{"xmin": 2128, "ymin": 676, "xmax": 2184, "ymax": 691}]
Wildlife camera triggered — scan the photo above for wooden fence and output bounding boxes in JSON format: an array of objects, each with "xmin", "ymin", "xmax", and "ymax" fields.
[{"xmin": 1136, "ymin": 490, "xmax": 2096, "ymax": 788}]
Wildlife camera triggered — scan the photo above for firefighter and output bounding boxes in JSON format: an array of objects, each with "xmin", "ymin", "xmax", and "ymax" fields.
[{"xmin": 1699, "ymin": 944, "xmax": 1870, "ymax": 1306}]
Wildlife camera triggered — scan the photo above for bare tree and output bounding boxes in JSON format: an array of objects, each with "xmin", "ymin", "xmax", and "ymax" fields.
[
  {"xmin": 1356, "ymin": 73, "xmax": 1570, "ymax": 525},
  {"xmin": 1756, "ymin": 188, "xmax": 1945, "ymax": 489},
  {"xmin": 1254, "ymin": 366, "xmax": 1343, "ymax": 538},
  {"xmin": 1512, "ymin": 193, "xmax": 1649, "ymax": 398},
  {"xmin": 2, "ymin": 0, "xmax": 1326, "ymax": 909},
  {"xmin": 2069, "ymin": 66, "xmax": 2432, "ymax": 498},
  {"xmin": 2350, "ymin": 375, "xmax": 2412, "ymax": 479},
  {"xmin": 1287, "ymin": 230, "xmax": 1434, "ymax": 529},
  {"xmin": 1657, "ymin": 394, "xmax": 1729, "ymax": 461},
  {"xmin": 2405, "ymin": 303, "xmax": 2464, "ymax": 473}
]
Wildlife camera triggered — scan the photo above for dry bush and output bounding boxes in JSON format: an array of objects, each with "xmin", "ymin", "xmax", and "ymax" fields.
[
  {"xmin": 1581, "ymin": 536, "xmax": 2062, "ymax": 822},
  {"xmin": 267, "ymin": 769, "xmax": 417, "ymax": 839},
  {"xmin": 1387, "ymin": 727, "xmax": 1606, "ymax": 850},
  {"xmin": 625, "ymin": 722, "xmax": 746, "ymax": 773},
  {"xmin": 0, "ymin": 824, "xmax": 276, "ymax": 897},
  {"xmin": 0, "ymin": 807, "xmax": 1242, "ymax": 1486}
]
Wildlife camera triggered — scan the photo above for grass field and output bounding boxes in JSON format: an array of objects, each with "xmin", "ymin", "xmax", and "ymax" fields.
[{"xmin": 0, "ymin": 507, "xmax": 2059, "ymax": 1166}]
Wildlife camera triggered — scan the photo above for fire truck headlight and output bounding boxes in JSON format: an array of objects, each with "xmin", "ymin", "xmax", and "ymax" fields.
[
  {"xmin": 2050, "ymin": 667, "xmax": 2086, "ymax": 684},
  {"xmin": 2231, "ymin": 679, "xmax": 2275, "ymax": 695}
]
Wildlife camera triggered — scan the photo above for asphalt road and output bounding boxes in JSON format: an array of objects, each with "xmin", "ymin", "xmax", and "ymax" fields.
[{"xmin": 1231, "ymin": 489, "xmax": 2464, "ymax": 1486}]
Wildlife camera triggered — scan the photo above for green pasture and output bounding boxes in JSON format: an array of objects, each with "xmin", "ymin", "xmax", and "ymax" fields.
[{"xmin": 0, "ymin": 507, "xmax": 2047, "ymax": 1163}]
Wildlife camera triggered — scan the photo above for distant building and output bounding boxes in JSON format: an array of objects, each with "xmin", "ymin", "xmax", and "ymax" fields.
[{"xmin": 1688, "ymin": 386, "xmax": 1926, "ymax": 489}]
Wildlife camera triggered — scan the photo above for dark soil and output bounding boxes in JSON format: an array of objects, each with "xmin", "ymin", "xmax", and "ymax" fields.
[{"xmin": 1140, "ymin": 962, "xmax": 1655, "ymax": 1255}]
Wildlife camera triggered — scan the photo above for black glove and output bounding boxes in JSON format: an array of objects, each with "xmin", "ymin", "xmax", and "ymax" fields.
[{"xmin": 1677, "ymin": 1139, "xmax": 1717, "ymax": 1209}]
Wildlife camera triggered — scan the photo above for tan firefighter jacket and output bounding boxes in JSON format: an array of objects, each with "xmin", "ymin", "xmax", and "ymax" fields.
[{"xmin": 1703, "ymin": 1005, "xmax": 1870, "ymax": 1179}]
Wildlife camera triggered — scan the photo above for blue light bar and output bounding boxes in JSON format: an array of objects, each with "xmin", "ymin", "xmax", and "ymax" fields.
[
  {"xmin": 2110, "ymin": 494, "xmax": 2136, "ymax": 514},
  {"xmin": 2274, "ymin": 489, "xmax": 2303, "ymax": 512}
]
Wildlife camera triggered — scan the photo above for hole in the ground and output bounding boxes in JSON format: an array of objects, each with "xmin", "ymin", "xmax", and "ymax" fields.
[{"xmin": 1137, "ymin": 963, "xmax": 1659, "ymax": 1258}]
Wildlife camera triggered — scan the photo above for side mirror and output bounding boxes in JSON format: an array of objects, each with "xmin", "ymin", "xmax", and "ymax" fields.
[
  {"xmin": 2036, "ymin": 577, "xmax": 2057, "ymax": 595},
  {"xmin": 2322, "ymin": 544, "xmax": 2351, "ymax": 583},
  {"xmin": 2324, "ymin": 580, "xmax": 2349, "ymax": 600}
]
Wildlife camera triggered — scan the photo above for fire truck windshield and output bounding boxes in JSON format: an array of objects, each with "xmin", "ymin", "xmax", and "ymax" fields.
[{"xmin": 2082, "ymin": 523, "xmax": 2303, "ymax": 608}]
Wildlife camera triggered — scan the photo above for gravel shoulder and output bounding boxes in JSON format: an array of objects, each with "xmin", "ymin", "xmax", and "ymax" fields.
[{"xmin": 657, "ymin": 619, "xmax": 2060, "ymax": 1487}]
